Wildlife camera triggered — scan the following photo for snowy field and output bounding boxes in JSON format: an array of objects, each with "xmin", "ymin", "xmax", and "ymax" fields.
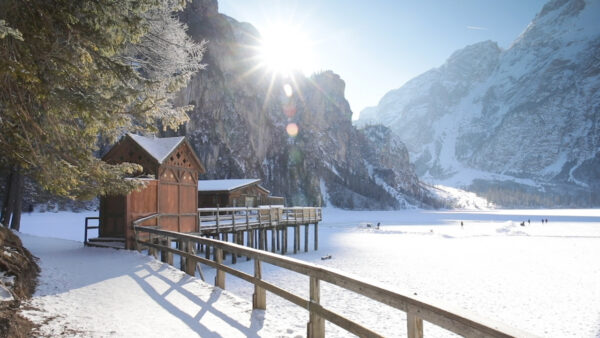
[{"xmin": 18, "ymin": 208, "xmax": 600, "ymax": 337}]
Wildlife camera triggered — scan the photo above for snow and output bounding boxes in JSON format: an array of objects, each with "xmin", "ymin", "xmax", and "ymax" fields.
[
  {"xmin": 198, "ymin": 179, "xmax": 262, "ymax": 192},
  {"xmin": 128, "ymin": 133, "xmax": 185, "ymax": 164},
  {"xmin": 17, "ymin": 208, "xmax": 600, "ymax": 337}
]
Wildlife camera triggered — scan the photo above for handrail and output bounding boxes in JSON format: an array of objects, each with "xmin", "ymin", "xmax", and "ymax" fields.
[
  {"xmin": 134, "ymin": 225, "xmax": 536, "ymax": 338},
  {"xmin": 83, "ymin": 217, "xmax": 100, "ymax": 245}
]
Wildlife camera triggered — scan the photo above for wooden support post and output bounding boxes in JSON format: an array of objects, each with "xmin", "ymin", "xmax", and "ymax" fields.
[
  {"xmin": 247, "ymin": 230, "xmax": 253, "ymax": 261},
  {"xmin": 307, "ymin": 276, "xmax": 325, "ymax": 338},
  {"xmin": 167, "ymin": 239, "xmax": 173, "ymax": 266},
  {"xmin": 407, "ymin": 313, "xmax": 424, "ymax": 338},
  {"xmin": 205, "ymin": 237, "xmax": 211, "ymax": 260},
  {"xmin": 222, "ymin": 233, "xmax": 227, "ymax": 260},
  {"xmin": 271, "ymin": 228, "xmax": 276, "ymax": 253},
  {"xmin": 293, "ymin": 226, "xmax": 298, "ymax": 254},
  {"xmin": 246, "ymin": 207, "xmax": 250, "ymax": 230},
  {"xmin": 179, "ymin": 240, "xmax": 186, "ymax": 271},
  {"xmin": 281, "ymin": 227, "xmax": 287, "ymax": 255},
  {"xmin": 258, "ymin": 228, "xmax": 264, "ymax": 250},
  {"xmin": 304, "ymin": 224, "xmax": 309, "ymax": 252},
  {"xmin": 276, "ymin": 228, "xmax": 281, "ymax": 251},
  {"xmin": 185, "ymin": 241, "xmax": 196, "ymax": 276},
  {"xmin": 232, "ymin": 209, "xmax": 236, "ymax": 231},
  {"xmin": 263, "ymin": 229, "xmax": 268, "ymax": 251},
  {"xmin": 298, "ymin": 226, "xmax": 302, "ymax": 253},
  {"xmin": 214, "ymin": 247, "xmax": 225, "ymax": 289},
  {"xmin": 148, "ymin": 234, "xmax": 156, "ymax": 258},
  {"xmin": 232, "ymin": 232, "xmax": 237, "ymax": 264},
  {"xmin": 314, "ymin": 223, "xmax": 319, "ymax": 251},
  {"xmin": 216, "ymin": 207, "xmax": 220, "ymax": 232}
]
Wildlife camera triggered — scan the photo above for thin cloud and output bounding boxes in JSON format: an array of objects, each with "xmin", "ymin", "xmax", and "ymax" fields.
[{"xmin": 467, "ymin": 25, "xmax": 488, "ymax": 31}]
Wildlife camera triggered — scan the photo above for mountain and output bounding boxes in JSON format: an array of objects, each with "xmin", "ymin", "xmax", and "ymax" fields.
[
  {"xmin": 357, "ymin": 0, "xmax": 600, "ymax": 207},
  {"xmin": 171, "ymin": 0, "xmax": 434, "ymax": 209}
]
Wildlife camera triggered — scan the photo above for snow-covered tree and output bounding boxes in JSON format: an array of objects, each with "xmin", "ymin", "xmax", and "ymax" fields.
[{"xmin": 0, "ymin": 0, "xmax": 206, "ymax": 230}]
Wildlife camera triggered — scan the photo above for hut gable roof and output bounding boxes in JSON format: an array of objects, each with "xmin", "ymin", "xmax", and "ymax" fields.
[
  {"xmin": 127, "ymin": 133, "xmax": 185, "ymax": 164},
  {"xmin": 102, "ymin": 133, "xmax": 205, "ymax": 174},
  {"xmin": 198, "ymin": 179, "xmax": 269, "ymax": 193}
]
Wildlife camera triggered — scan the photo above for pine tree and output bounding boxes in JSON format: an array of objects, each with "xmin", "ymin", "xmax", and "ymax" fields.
[{"xmin": 0, "ymin": 0, "xmax": 206, "ymax": 229}]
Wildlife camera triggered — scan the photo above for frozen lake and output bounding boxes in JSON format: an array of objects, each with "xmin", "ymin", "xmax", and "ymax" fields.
[{"xmin": 20, "ymin": 208, "xmax": 600, "ymax": 337}]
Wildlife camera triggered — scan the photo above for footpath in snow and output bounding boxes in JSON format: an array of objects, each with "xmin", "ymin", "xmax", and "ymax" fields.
[{"xmin": 18, "ymin": 233, "xmax": 294, "ymax": 337}]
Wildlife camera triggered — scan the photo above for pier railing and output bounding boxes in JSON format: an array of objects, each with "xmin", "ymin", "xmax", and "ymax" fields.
[
  {"xmin": 197, "ymin": 206, "xmax": 322, "ymax": 233},
  {"xmin": 133, "ymin": 223, "xmax": 534, "ymax": 338}
]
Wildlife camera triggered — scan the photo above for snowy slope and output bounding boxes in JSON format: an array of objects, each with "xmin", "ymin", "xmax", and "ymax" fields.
[{"xmin": 357, "ymin": 0, "xmax": 600, "ymax": 206}]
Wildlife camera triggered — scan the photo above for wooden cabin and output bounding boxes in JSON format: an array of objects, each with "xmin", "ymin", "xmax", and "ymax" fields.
[
  {"xmin": 197, "ymin": 179, "xmax": 283, "ymax": 208},
  {"xmin": 100, "ymin": 133, "xmax": 205, "ymax": 249}
]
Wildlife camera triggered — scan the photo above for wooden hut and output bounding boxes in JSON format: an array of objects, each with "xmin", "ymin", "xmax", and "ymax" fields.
[
  {"xmin": 100, "ymin": 133, "xmax": 205, "ymax": 248},
  {"xmin": 197, "ymin": 179, "xmax": 283, "ymax": 208}
]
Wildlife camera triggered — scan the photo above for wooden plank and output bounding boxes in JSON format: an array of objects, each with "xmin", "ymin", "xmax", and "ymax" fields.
[{"xmin": 253, "ymin": 260, "xmax": 266, "ymax": 310}]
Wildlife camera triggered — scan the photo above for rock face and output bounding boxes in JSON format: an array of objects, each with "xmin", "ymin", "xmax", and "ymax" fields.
[
  {"xmin": 358, "ymin": 0, "xmax": 600, "ymax": 207},
  {"xmin": 172, "ymin": 0, "xmax": 432, "ymax": 209}
]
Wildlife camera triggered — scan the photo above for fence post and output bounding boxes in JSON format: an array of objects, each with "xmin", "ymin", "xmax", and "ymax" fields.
[
  {"xmin": 216, "ymin": 207, "xmax": 220, "ymax": 232},
  {"xmin": 185, "ymin": 240, "xmax": 196, "ymax": 276},
  {"xmin": 179, "ymin": 239, "xmax": 186, "ymax": 271},
  {"xmin": 232, "ymin": 208, "xmax": 236, "ymax": 231},
  {"xmin": 307, "ymin": 276, "xmax": 325, "ymax": 337},
  {"xmin": 246, "ymin": 207, "xmax": 250, "ymax": 230},
  {"xmin": 407, "ymin": 313, "xmax": 424, "ymax": 338},
  {"xmin": 252, "ymin": 259, "xmax": 266, "ymax": 310},
  {"xmin": 215, "ymin": 247, "xmax": 225, "ymax": 289}
]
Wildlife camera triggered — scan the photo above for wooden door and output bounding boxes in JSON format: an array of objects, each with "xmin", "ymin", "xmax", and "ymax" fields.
[{"xmin": 100, "ymin": 195, "xmax": 126, "ymax": 237}]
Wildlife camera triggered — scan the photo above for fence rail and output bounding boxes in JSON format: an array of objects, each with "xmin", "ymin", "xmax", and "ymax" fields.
[
  {"xmin": 134, "ymin": 222, "xmax": 535, "ymax": 338},
  {"xmin": 83, "ymin": 217, "xmax": 100, "ymax": 246}
]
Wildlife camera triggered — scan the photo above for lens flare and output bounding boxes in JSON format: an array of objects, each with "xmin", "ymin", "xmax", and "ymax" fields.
[
  {"xmin": 286, "ymin": 123, "xmax": 299, "ymax": 137},
  {"xmin": 283, "ymin": 84, "xmax": 293, "ymax": 97}
]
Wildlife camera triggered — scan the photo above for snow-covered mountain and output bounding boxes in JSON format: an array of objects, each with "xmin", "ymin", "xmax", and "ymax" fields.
[
  {"xmin": 357, "ymin": 0, "xmax": 600, "ymax": 207},
  {"xmin": 169, "ymin": 0, "xmax": 437, "ymax": 209}
]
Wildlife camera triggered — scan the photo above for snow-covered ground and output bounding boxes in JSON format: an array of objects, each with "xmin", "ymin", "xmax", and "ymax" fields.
[{"xmin": 18, "ymin": 208, "xmax": 600, "ymax": 337}]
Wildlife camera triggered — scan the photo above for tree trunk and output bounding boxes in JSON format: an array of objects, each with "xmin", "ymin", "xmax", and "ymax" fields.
[
  {"xmin": 10, "ymin": 169, "xmax": 24, "ymax": 231},
  {"xmin": 0, "ymin": 166, "xmax": 17, "ymax": 227}
]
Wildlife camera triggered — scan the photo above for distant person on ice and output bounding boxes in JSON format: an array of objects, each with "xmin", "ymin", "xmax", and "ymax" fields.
[
  {"xmin": 461, "ymin": 221, "xmax": 464, "ymax": 228},
  {"xmin": 376, "ymin": 222, "xmax": 380, "ymax": 230}
]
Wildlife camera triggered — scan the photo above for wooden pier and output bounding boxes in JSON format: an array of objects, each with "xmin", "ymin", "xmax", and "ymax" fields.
[{"xmin": 193, "ymin": 207, "xmax": 321, "ymax": 262}]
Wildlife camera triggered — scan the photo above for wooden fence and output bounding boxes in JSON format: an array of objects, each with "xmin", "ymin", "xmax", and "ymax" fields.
[{"xmin": 133, "ymin": 219, "xmax": 535, "ymax": 338}]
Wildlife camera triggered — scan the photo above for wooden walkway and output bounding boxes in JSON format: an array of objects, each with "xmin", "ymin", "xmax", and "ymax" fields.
[{"xmin": 193, "ymin": 207, "xmax": 321, "ymax": 260}]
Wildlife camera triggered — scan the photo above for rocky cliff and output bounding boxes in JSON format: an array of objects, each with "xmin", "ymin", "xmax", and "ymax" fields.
[
  {"xmin": 358, "ymin": 0, "xmax": 600, "ymax": 207},
  {"xmin": 172, "ymin": 0, "xmax": 432, "ymax": 209}
]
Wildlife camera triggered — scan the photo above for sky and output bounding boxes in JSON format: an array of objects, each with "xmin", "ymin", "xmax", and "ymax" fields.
[{"xmin": 218, "ymin": 0, "xmax": 548, "ymax": 119}]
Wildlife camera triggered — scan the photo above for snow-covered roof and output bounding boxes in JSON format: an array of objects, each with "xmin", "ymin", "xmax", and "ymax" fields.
[
  {"xmin": 128, "ymin": 133, "xmax": 185, "ymax": 164},
  {"xmin": 198, "ymin": 179, "xmax": 264, "ymax": 192}
]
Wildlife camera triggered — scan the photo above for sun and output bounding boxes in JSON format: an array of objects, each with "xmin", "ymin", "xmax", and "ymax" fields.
[{"xmin": 258, "ymin": 23, "xmax": 315, "ymax": 77}]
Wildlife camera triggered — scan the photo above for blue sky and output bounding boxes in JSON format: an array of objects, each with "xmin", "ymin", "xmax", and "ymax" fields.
[{"xmin": 218, "ymin": 0, "xmax": 548, "ymax": 119}]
